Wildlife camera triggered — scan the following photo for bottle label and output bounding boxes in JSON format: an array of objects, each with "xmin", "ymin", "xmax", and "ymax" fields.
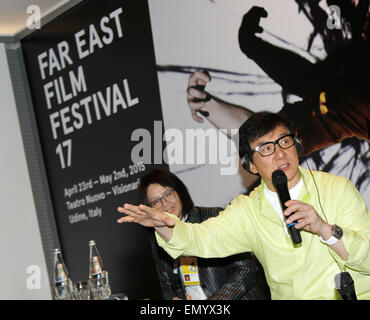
[
  {"xmin": 53, "ymin": 278, "xmax": 73, "ymax": 300},
  {"xmin": 90, "ymin": 256, "xmax": 102, "ymax": 275},
  {"xmin": 55, "ymin": 263, "xmax": 67, "ymax": 282}
]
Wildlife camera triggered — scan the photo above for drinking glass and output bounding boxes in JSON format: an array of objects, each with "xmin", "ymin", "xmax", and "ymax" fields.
[
  {"xmin": 74, "ymin": 280, "xmax": 90, "ymax": 300},
  {"xmin": 89, "ymin": 270, "xmax": 111, "ymax": 300}
]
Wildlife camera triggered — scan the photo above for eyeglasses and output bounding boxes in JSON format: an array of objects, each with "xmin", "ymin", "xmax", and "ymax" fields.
[
  {"xmin": 252, "ymin": 133, "xmax": 296, "ymax": 157},
  {"xmin": 148, "ymin": 189, "xmax": 176, "ymax": 209}
]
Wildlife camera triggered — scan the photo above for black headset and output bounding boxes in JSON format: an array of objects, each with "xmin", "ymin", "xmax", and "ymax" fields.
[{"xmin": 240, "ymin": 136, "xmax": 302, "ymax": 174}]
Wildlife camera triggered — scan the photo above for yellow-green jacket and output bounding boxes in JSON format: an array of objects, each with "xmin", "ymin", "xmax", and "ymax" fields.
[{"xmin": 156, "ymin": 167, "xmax": 370, "ymax": 299}]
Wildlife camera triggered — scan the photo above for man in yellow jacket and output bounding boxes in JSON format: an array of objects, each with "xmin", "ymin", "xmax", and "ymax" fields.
[{"xmin": 117, "ymin": 112, "xmax": 370, "ymax": 300}]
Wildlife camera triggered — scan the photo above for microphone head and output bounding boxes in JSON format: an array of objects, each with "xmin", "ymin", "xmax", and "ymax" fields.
[
  {"xmin": 334, "ymin": 272, "xmax": 354, "ymax": 290},
  {"xmin": 272, "ymin": 169, "xmax": 287, "ymax": 187}
]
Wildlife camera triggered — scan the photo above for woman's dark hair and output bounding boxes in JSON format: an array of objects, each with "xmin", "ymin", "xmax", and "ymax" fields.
[
  {"xmin": 138, "ymin": 168, "xmax": 194, "ymax": 214},
  {"xmin": 238, "ymin": 111, "xmax": 295, "ymax": 161}
]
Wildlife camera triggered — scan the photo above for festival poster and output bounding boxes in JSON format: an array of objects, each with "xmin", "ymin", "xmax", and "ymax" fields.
[{"xmin": 22, "ymin": 0, "xmax": 165, "ymax": 298}]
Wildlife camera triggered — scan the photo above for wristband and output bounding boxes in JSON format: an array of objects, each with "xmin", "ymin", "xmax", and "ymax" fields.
[{"xmin": 319, "ymin": 235, "xmax": 339, "ymax": 246}]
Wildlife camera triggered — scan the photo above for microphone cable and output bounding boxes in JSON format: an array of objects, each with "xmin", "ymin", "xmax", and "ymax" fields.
[
  {"xmin": 298, "ymin": 139, "xmax": 328, "ymax": 223},
  {"xmin": 304, "ymin": 159, "xmax": 329, "ymax": 223},
  {"xmin": 304, "ymin": 157, "xmax": 357, "ymax": 299}
]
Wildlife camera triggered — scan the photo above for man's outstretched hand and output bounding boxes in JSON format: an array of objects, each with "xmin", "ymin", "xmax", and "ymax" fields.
[{"xmin": 117, "ymin": 203, "xmax": 176, "ymax": 228}]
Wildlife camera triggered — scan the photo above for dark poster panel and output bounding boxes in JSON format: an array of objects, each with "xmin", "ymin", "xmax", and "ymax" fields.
[{"xmin": 21, "ymin": 0, "xmax": 165, "ymax": 299}]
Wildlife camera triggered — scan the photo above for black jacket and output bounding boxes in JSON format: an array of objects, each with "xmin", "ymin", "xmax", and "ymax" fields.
[{"xmin": 149, "ymin": 206, "xmax": 269, "ymax": 300}]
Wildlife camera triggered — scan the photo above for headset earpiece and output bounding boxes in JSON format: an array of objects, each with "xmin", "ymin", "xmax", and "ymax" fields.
[
  {"xmin": 294, "ymin": 137, "xmax": 302, "ymax": 154},
  {"xmin": 241, "ymin": 153, "xmax": 259, "ymax": 175},
  {"xmin": 241, "ymin": 155, "xmax": 250, "ymax": 173}
]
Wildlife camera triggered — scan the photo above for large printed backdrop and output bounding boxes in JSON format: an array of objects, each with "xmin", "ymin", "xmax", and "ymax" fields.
[{"xmin": 148, "ymin": 0, "xmax": 369, "ymax": 208}]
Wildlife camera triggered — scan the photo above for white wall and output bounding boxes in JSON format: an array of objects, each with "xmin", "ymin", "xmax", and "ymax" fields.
[{"xmin": 0, "ymin": 42, "xmax": 51, "ymax": 299}]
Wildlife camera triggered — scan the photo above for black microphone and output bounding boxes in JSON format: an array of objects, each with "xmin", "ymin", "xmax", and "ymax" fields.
[
  {"xmin": 272, "ymin": 169, "xmax": 302, "ymax": 244},
  {"xmin": 334, "ymin": 272, "xmax": 357, "ymax": 300}
]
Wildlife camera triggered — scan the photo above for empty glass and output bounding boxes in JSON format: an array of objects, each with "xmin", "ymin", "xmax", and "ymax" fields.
[
  {"xmin": 74, "ymin": 280, "xmax": 90, "ymax": 300},
  {"xmin": 89, "ymin": 270, "xmax": 111, "ymax": 300}
]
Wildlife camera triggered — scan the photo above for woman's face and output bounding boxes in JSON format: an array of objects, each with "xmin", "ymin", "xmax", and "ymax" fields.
[{"xmin": 146, "ymin": 183, "xmax": 183, "ymax": 219}]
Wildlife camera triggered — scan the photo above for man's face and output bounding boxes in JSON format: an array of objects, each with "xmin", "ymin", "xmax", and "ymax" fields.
[{"xmin": 249, "ymin": 124, "xmax": 301, "ymax": 191}]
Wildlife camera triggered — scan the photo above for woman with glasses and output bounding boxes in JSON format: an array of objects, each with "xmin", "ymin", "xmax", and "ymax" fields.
[{"xmin": 137, "ymin": 169, "xmax": 268, "ymax": 300}]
